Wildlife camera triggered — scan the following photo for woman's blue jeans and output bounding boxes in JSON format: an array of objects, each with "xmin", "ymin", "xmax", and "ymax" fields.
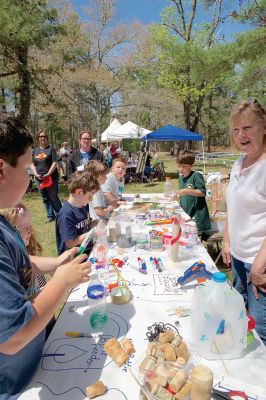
[
  {"xmin": 231, "ymin": 256, "xmax": 266, "ymax": 345},
  {"xmin": 36, "ymin": 178, "xmax": 62, "ymax": 220}
]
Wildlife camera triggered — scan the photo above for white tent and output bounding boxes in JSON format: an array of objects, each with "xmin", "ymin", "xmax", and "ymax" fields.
[
  {"xmin": 101, "ymin": 118, "xmax": 122, "ymax": 142},
  {"xmin": 107, "ymin": 121, "xmax": 151, "ymax": 140}
]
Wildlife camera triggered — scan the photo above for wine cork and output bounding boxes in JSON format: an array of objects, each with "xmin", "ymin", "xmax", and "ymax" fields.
[
  {"xmin": 163, "ymin": 343, "xmax": 177, "ymax": 361},
  {"xmin": 178, "ymin": 341, "xmax": 187, "ymax": 353},
  {"xmin": 175, "ymin": 382, "xmax": 191, "ymax": 399},
  {"xmin": 171, "ymin": 334, "xmax": 183, "ymax": 347},
  {"xmin": 103, "ymin": 338, "xmax": 129, "ymax": 367},
  {"xmin": 151, "ymin": 384, "xmax": 174, "ymax": 399},
  {"xmin": 121, "ymin": 338, "xmax": 135, "ymax": 355},
  {"xmin": 158, "ymin": 330, "xmax": 175, "ymax": 344},
  {"xmin": 169, "ymin": 370, "xmax": 187, "ymax": 393},
  {"xmin": 191, "ymin": 365, "xmax": 213, "ymax": 400},
  {"xmin": 147, "ymin": 342, "xmax": 158, "ymax": 355},
  {"xmin": 86, "ymin": 381, "xmax": 106, "ymax": 399}
]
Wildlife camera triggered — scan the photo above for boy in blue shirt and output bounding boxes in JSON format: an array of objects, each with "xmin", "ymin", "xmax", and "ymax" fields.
[
  {"xmin": 56, "ymin": 171, "xmax": 99, "ymax": 255},
  {"xmin": 176, "ymin": 151, "xmax": 211, "ymax": 233},
  {"xmin": 0, "ymin": 113, "xmax": 91, "ymax": 398}
]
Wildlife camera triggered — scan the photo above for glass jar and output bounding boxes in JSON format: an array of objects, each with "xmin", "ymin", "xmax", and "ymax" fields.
[
  {"xmin": 117, "ymin": 214, "xmax": 133, "ymax": 249},
  {"xmin": 163, "ymin": 177, "xmax": 173, "ymax": 198}
]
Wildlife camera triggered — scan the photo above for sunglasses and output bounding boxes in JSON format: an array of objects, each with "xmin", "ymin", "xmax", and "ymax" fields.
[
  {"xmin": 39, "ymin": 135, "xmax": 47, "ymax": 138},
  {"xmin": 247, "ymin": 99, "xmax": 266, "ymax": 114}
]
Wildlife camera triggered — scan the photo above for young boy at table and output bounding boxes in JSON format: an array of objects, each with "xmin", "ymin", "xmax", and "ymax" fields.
[
  {"xmin": 176, "ymin": 151, "xmax": 211, "ymax": 234},
  {"xmin": 0, "ymin": 113, "xmax": 91, "ymax": 398},
  {"xmin": 85, "ymin": 160, "xmax": 117, "ymax": 220},
  {"xmin": 101, "ymin": 157, "xmax": 127, "ymax": 206},
  {"xmin": 56, "ymin": 170, "xmax": 99, "ymax": 255}
]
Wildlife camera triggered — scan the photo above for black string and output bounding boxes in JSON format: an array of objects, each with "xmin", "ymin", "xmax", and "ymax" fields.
[{"xmin": 146, "ymin": 322, "xmax": 179, "ymax": 342}]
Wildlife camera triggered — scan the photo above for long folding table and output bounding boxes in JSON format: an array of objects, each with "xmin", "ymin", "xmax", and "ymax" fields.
[{"xmin": 19, "ymin": 195, "xmax": 266, "ymax": 400}]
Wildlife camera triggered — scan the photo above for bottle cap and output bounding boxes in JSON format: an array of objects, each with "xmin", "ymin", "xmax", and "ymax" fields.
[
  {"xmin": 87, "ymin": 284, "xmax": 105, "ymax": 299},
  {"xmin": 212, "ymin": 272, "xmax": 226, "ymax": 283}
]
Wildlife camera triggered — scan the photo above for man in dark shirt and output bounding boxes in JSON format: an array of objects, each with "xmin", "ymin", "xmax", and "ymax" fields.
[
  {"xmin": 31, "ymin": 131, "xmax": 62, "ymax": 222},
  {"xmin": 67, "ymin": 131, "xmax": 103, "ymax": 178}
]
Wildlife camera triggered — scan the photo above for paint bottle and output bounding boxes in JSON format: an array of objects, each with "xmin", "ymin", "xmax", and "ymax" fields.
[{"xmin": 87, "ymin": 274, "xmax": 108, "ymax": 330}]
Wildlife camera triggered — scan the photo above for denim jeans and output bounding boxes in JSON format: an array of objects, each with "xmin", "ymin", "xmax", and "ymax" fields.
[
  {"xmin": 36, "ymin": 178, "xmax": 62, "ymax": 220},
  {"xmin": 231, "ymin": 256, "xmax": 266, "ymax": 345}
]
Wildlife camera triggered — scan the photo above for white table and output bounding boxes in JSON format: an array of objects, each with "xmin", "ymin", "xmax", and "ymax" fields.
[{"xmin": 19, "ymin": 195, "xmax": 266, "ymax": 399}]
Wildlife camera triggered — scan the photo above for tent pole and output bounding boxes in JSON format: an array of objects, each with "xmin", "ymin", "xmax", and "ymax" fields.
[{"xmin": 202, "ymin": 140, "xmax": 205, "ymax": 175}]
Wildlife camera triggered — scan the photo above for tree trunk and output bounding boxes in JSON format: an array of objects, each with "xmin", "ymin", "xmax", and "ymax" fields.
[
  {"xmin": 191, "ymin": 94, "xmax": 205, "ymax": 133},
  {"xmin": 0, "ymin": 87, "xmax": 7, "ymax": 112},
  {"xmin": 207, "ymin": 94, "xmax": 213, "ymax": 153},
  {"xmin": 16, "ymin": 45, "xmax": 31, "ymax": 126}
]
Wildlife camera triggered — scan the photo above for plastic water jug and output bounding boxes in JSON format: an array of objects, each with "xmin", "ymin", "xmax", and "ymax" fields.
[{"xmin": 191, "ymin": 272, "xmax": 247, "ymax": 360}]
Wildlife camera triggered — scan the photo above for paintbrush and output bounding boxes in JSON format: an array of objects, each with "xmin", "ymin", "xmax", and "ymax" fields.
[{"xmin": 65, "ymin": 331, "xmax": 101, "ymax": 338}]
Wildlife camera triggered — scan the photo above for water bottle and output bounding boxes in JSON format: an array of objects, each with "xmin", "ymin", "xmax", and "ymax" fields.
[
  {"xmin": 87, "ymin": 274, "xmax": 108, "ymax": 330},
  {"xmin": 163, "ymin": 177, "xmax": 173, "ymax": 198},
  {"xmin": 191, "ymin": 272, "xmax": 247, "ymax": 360}
]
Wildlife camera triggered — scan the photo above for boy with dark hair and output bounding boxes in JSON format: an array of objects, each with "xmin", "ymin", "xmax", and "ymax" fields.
[
  {"xmin": 176, "ymin": 151, "xmax": 211, "ymax": 233},
  {"xmin": 56, "ymin": 171, "xmax": 99, "ymax": 255},
  {"xmin": 0, "ymin": 113, "xmax": 91, "ymax": 398}
]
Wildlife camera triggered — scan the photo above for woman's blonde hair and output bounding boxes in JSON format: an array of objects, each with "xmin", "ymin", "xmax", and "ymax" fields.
[
  {"xmin": 229, "ymin": 100, "xmax": 266, "ymax": 148},
  {"xmin": 0, "ymin": 203, "xmax": 42, "ymax": 256}
]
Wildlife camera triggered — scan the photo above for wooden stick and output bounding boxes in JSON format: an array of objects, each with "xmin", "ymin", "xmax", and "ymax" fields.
[
  {"xmin": 128, "ymin": 368, "xmax": 152, "ymax": 400},
  {"xmin": 213, "ymin": 340, "xmax": 229, "ymax": 375}
]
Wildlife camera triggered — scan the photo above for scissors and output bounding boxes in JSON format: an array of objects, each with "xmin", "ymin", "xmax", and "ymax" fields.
[{"xmin": 212, "ymin": 387, "xmax": 248, "ymax": 399}]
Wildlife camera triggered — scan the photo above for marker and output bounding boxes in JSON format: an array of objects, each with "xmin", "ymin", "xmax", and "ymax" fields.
[
  {"xmin": 77, "ymin": 228, "xmax": 95, "ymax": 256},
  {"xmin": 150, "ymin": 257, "xmax": 157, "ymax": 270},
  {"xmin": 140, "ymin": 258, "xmax": 147, "ymax": 271},
  {"xmin": 157, "ymin": 258, "xmax": 165, "ymax": 271},
  {"xmin": 129, "ymin": 265, "xmax": 147, "ymax": 274},
  {"xmin": 65, "ymin": 331, "xmax": 100, "ymax": 338},
  {"xmin": 118, "ymin": 256, "xmax": 128, "ymax": 268},
  {"xmin": 42, "ymin": 353, "xmax": 65, "ymax": 357},
  {"xmin": 154, "ymin": 257, "xmax": 162, "ymax": 272}
]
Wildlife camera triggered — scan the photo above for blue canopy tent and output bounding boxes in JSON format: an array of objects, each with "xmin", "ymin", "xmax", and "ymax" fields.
[
  {"xmin": 140, "ymin": 124, "xmax": 203, "ymax": 142},
  {"xmin": 140, "ymin": 124, "xmax": 205, "ymax": 172}
]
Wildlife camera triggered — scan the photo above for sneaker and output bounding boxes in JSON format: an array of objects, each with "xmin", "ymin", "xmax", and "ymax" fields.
[{"xmin": 45, "ymin": 218, "xmax": 55, "ymax": 223}]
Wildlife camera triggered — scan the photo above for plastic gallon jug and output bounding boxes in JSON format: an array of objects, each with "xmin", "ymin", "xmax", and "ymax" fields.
[{"xmin": 191, "ymin": 272, "xmax": 247, "ymax": 360}]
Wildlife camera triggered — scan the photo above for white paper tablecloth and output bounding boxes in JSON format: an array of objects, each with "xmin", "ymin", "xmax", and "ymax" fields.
[{"xmin": 19, "ymin": 194, "xmax": 266, "ymax": 400}]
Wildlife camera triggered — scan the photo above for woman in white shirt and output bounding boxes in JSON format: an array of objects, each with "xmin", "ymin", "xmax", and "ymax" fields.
[{"xmin": 222, "ymin": 99, "xmax": 266, "ymax": 345}]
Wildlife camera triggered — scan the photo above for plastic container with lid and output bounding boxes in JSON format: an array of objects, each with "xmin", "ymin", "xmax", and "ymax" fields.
[{"xmin": 191, "ymin": 272, "xmax": 247, "ymax": 360}]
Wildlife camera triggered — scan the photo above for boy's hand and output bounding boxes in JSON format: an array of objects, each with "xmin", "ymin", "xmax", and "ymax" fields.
[
  {"xmin": 57, "ymin": 247, "xmax": 79, "ymax": 265},
  {"xmin": 54, "ymin": 254, "xmax": 91, "ymax": 289}
]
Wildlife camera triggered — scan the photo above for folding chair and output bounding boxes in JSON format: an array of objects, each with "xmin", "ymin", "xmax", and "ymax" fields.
[
  {"xmin": 130, "ymin": 152, "xmax": 148, "ymax": 182},
  {"xmin": 206, "ymin": 202, "xmax": 227, "ymax": 266}
]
